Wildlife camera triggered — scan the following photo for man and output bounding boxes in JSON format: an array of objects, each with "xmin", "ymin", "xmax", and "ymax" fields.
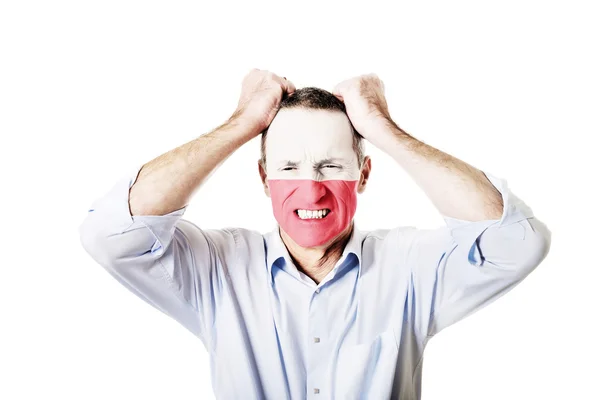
[{"xmin": 79, "ymin": 68, "xmax": 551, "ymax": 399}]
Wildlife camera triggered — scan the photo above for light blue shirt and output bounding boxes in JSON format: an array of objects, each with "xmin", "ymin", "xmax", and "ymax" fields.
[{"xmin": 79, "ymin": 164, "xmax": 551, "ymax": 399}]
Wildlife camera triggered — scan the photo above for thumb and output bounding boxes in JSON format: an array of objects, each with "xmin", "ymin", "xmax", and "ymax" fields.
[{"xmin": 332, "ymin": 84, "xmax": 344, "ymax": 102}]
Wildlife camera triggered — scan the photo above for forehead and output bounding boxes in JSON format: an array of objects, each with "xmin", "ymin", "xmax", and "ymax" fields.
[{"xmin": 265, "ymin": 108, "xmax": 355, "ymax": 165}]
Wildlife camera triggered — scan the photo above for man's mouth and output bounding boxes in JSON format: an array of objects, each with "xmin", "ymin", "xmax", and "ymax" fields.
[{"xmin": 294, "ymin": 209, "xmax": 331, "ymax": 220}]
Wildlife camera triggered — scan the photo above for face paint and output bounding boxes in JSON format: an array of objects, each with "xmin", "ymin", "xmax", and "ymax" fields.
[
  {"xmin": 268, "ymin": 179, "xmax": 358, "ymax": 247},
  {"xmin": 263, "ymin": 108, "xmax": 363, "ymax": 248}
]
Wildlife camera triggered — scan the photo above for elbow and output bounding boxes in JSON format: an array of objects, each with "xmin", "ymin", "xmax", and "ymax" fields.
[
  {"xmin": 79, "ymin": 217, "xmax": 95, "ymax": 256},
  {"xmin": 79, "ymin": 215, "xmax": 166, "ymax": 268},
  {"xmin": 78, "ymin": 214, "xmax": 127, "ymax": 268},
  {"xmin": 79, "ymin": 218, "xmax": 112, "ymax": 267},
  {"xmin": 514, "ymin": 217, "xmax": 552, "ymax": 276},
  {"xmin": 477, "ymin": 216, "xmax": 551, "ymax": 277}
]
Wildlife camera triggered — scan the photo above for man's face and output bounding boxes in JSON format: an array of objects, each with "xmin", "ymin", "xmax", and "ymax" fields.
[{"xmin": 259, "ymin": 108, "xmax": 370, "ymax": 248}]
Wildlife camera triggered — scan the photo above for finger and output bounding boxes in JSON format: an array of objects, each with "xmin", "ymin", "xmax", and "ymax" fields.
[
  {"xmin": 332, "ymin": 82, "xmax": 341, "ymax": 95},
  {"xmin": 332, "ymin": 83, "xmax": 345, "ymax": 101},
  {"xmin": 333, "ymin": 79, "xmax": 350, "ymax": 94},
  {"xmin": 277, "ymin": 75, "xmax": 296, "ymax": 95},
  {"xmin": 284, "ymin": 78, "xmax": 296, "ymax": 94}
]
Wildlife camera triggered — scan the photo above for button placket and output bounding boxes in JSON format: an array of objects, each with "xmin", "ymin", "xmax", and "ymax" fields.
[{"xmin": 307, "ymin": 286, "xmax": 326, "ymax": 397}]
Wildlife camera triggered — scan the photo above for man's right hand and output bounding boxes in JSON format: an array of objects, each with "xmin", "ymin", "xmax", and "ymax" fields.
[
  {"xmin": 125, "ymin": 68, "xmax": 295, "ymax": 216},
  {"xmin": 233, "ymin": 68, "xmax": 296, "ymax": 135}
]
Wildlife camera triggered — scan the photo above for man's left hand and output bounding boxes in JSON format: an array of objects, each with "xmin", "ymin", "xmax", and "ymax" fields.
[{"xmin": 332, "ymin": 73, "xmax": 395, "ymax": 143}]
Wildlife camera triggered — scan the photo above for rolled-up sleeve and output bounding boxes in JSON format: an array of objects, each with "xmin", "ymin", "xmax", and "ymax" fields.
[
  {"xmin": 411, "ymin": 172, "xmax": 552, "ymax": 337},
  {"xmin": 78, "ymin": 164, "xmax": 212, "ymax": 343}
]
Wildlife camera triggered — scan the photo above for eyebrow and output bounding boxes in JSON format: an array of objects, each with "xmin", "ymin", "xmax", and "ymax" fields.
[
  {"xmin": 278, "ymin": 161, "xmax": 300, "ymax": 168},
  {"xmin": 278, "ymin": 158, "xmax": 347, "ymax": 168}
]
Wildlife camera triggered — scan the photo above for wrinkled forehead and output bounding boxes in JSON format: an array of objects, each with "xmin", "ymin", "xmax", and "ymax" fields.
[{"xmin": 264, "ymin": 108, "xmax": 356, "ymax": 170}]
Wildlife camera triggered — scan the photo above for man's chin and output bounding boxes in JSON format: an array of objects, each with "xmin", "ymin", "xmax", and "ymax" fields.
[{"xmin": 279, "ymin": 221, "xmax": 353, "ymax": 250}]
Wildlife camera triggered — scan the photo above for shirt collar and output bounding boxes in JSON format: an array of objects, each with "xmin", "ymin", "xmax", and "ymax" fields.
[{"xmin": 264, "ymin": 221, "xmax": 364, "ymax": 284}]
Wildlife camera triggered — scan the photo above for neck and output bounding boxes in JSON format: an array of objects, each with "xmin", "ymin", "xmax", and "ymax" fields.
[{"xmin": 280, "ymin": 222, "xmax": 354, "ymax": 284}]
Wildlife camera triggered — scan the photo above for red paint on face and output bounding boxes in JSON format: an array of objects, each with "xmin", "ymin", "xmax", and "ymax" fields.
[{"xmin": 267, "ymin": 179, "xmax": 359, "ymax": 247}]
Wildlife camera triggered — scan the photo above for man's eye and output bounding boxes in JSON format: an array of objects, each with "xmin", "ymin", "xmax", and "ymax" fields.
[
  {"xmin": 282, "ymin": 167, "xmax": 296, "ymax": 171},
  {"xmin": 324, "ymin": 165, "xmax": 340, "ymax": 169}
]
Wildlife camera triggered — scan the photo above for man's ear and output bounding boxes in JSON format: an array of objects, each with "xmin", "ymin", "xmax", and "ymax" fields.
[
  {"xmin": 357, "ymin": 156, "xmax": 372, "ymax": 194},
  {"xmin": 258, "ymin": 160, "xmax": 270, "ymax": 197}
]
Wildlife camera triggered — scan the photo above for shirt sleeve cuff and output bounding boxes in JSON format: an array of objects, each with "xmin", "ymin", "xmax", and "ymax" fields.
[
  {"xmin": 86, "ymin": 163, "xmax": 188, "ymax": 256},
  {"xmin": 441, "ymin": 171, "xmax": 535, "ymax": 266}
]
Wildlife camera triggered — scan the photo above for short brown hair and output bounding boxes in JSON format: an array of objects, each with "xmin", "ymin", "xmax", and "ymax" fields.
[{"xmin": 259, "ymin": 87, "xmax": 365, "ymax": 169}]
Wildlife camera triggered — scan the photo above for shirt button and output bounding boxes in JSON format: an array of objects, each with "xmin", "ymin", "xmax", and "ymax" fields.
[
  {"xmin": 314, "ymin": 388, "xmax": 320, "ymax": 394},
  {"xmin": 313, "ymin": 337, "xmax": 320, "ymax": 343}
]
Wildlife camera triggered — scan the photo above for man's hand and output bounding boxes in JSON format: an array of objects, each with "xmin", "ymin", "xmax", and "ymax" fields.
[
  {"xmin": 128, "ymin": 69, "xmax": 294, "ymax": 216},
  {"xmin": 332, "ymin": 73, "xmax": 395, "ymax": 146},
  {"xmin": 233, "ymin": 68, "xmax": 296, "ymax": 136},
  {"xmin": 335, "ymin": 74, "xmax": 506, "ymax": 222}
]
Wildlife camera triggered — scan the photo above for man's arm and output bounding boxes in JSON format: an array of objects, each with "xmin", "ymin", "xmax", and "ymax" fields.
[
  {"xmin": 129, "ymin": 115, "xmax": 257, "ymax": 216},
  {"xmin": 334, "ymin": 73, "xmax": 502, "ymax": 222},
  {"xmin": 79, "ymin": 69, "xmax": 295, "ymax": 342},
  {"xmin": 364, "ymin": 110, "xmax": 551, "ymax": 336},
  {"xmin": 363, "ymin": 118, "xmax": 503, "ymax": 221},
  {"xmin": 130, "ymin": 70, "xmax": 295, "ymax": 216},
  {"xmin": 334, "ymin": 73, "xmax": 551, "ymax": 337}
]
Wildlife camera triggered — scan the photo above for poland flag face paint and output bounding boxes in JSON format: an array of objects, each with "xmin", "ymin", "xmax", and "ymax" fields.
[
  {"xmin": 263, "ymin": 108, "xmax": 363, "ymax": 248},
  {"xmin": 268, "ymin": 179, "xmax": 358, "ymax": 247}
]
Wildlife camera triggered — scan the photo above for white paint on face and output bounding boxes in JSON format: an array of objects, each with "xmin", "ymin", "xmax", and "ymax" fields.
[{"xmin": 265, "ymin": 109, "xmax": 361, "ymax": 181}]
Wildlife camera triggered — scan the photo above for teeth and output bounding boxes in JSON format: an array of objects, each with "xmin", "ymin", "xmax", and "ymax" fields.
[{"xmin": 296, "ymin": 209, "xmax": 329, "ymax": 219}]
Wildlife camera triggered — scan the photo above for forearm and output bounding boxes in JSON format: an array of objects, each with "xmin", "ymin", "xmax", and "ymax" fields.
[
  {"xmin": 129, "ymin": 112, "xmax": 260, "ymax": 216},
  {"xmin": 370, "ymin": 119, "xmax": 503, "ymax": 222}
]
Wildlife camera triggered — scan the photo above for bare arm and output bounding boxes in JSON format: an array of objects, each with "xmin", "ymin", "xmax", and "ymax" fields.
[
  {"xmin": 129, "ymin": 69, "xmax": 296, "ymax": 216},
  {"xmin": 79, "ymin": 69, "xmax": 296, "ymax": 341},
  {"xmin": 129, "ymin": 114, "xmax": 257, "ymax": 216},
  {"xmin": 333, "ymin": 74, "xmax": 502, "ymax": 222},
  {"xmin": 368, "ymin": 119, "xmax": 503, "ymax": 222},
  {"xmin": 334, "ymin": 73, "xmax": 550, "ymax": 338}
]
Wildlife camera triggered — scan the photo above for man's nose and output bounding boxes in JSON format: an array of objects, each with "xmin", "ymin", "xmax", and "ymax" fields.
[{"xmin": 298, "ymin": 179, "xmax": 327, "ymax": 202}]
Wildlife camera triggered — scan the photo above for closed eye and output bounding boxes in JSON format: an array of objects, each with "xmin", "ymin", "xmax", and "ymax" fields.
[
  {"xmin": 323, "ymin": 165, "xmax": 341, "ymax": 169},
  {"xmin": 281, "ymin": 166, "xmax": 297, "ymax": 171}
]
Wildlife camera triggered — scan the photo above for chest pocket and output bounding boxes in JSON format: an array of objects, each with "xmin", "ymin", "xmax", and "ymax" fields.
[{"xmin": 334, "ymin": 329, "xmax": 399, "ymax": 399}]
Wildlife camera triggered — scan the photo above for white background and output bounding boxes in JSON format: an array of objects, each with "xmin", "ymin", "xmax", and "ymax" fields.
[{"xmin": 1, "ymin": 0, "xmax": 598, "ymax": 399}]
